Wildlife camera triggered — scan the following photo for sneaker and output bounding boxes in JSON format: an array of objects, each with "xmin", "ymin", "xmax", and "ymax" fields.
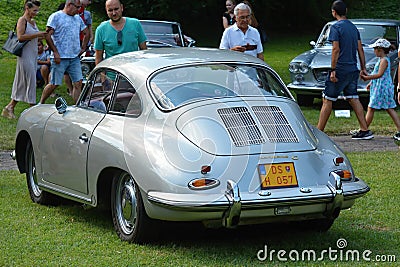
[
  {"xmin": 352, "ymin": 130, "xmax": 374, "ymax": 140},
  {"xmin": 393, "ymin": 131, "xmax": 400, "ymax": 141},
  {"xmin": 349, "ymin": 129, "xmax": 360, "ymax": 135}
]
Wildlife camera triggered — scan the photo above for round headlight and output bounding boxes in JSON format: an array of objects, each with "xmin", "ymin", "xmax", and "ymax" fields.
[
  {"xmin": 289, "ymin": 62, "xmax": 299, "ymax": 73},
  {"xmin": 299, "ymin": 63, "xmax": 309, "ymax": 74}
]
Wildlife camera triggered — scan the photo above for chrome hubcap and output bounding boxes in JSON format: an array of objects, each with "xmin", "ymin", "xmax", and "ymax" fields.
[
  {"xmin": 29, "ymin": 150, "xmax": 41, "ymax": 197},
  {"xmin": 116, "ymin": 174, "xmax": 137, "ymax": 234}
]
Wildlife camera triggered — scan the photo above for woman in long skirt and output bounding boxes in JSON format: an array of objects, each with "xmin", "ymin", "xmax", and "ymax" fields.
[{"xmin": 2, "ymin": 0, "xmax": 47, "ymax": 119}]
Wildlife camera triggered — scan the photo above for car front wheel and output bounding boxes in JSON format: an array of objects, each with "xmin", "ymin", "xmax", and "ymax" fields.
[
  {"xmin": 25, "ymin": 140, "xmax": 56, "ymax": 205},
  {"xmin": 111, "ymin": 171, "xmax": 156, "ymax": 243}
]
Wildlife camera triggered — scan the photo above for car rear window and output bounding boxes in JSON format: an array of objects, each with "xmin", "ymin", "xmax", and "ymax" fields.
[{"xmin": 149, "ymin": 64, "xmax": 291, "ymax": 110}]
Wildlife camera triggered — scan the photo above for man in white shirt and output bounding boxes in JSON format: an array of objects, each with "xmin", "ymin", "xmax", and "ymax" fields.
[{"xmin": 219, "ymin": 2, "xmax": 264, "ymax": 61}]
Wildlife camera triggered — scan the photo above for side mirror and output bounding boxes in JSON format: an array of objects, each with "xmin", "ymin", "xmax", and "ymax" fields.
[
  {"xmin": 309, "ymin": 41, "xmax": 316, "ymax": 47},
  {"xmin": 55, "ymin": 97, "xmax": 68, "ymax": 114}
]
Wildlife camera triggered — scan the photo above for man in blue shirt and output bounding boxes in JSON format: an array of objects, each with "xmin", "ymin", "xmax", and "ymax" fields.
[
  {"xmin": 94, "ymin": 0, "xmax": 147, "ymax": 65},
  {"xmin": 317, "ymin": 0, "xmax": 373, "ymax": 140},
  {"xmin": 40, "ymin": 0, "xmax": 89, "ymax": 104}
]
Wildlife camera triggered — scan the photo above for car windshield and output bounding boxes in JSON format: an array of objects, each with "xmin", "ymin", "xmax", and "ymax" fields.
[
  {"xmin": 316, "ymin": 23, "xmax": 398, "ymax": 47},
  {"xmin": 141, "ymin": 21, "xmax": 183, "ymax": 47},
  {"xmin": 149, "ymin": 64, "xmax": 290, "ymax": 110}
]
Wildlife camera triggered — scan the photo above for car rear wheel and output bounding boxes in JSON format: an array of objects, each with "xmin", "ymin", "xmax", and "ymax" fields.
[
  {"xmin": 111, "ymin": 171, "xmax": 157, "ymax": 243},
  {"xmin": 25, "ymin": 140, "xmax": 56, "ymax": 205}
]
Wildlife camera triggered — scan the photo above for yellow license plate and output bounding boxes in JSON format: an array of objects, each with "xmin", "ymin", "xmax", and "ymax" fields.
[{"xmin": 258, "ymin": 162, "xmax": 298, "ymax": 189}]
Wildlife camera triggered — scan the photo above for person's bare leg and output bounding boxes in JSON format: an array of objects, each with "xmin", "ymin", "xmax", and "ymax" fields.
[
  {"xmin": 348, "ymin": 98, "xmax": 368, "ymax": 131},
  {"xmin": 387, "ymin": 108, "xmax": 400, "ymax": 131},
  {"xmin": 317, "ymin": 98, "xmax": 333, "ymax": 131},
  {"xmin": 65, "ymin": 74, "xmax": 73, "ymax": 95},
  {"xmin": 72, "ymin": 80, "xmax": 82, "ymax": 103},
  {"xmin": 40, "ymin": 84, "xmax": 58, "ymax": 104},
  {"xmin": 365, "ymin": 107, "xmax": 374, "ymax": 128},
  {"xmin": 41, "ymin": 65, "xmax": 50, "ymax": 86}
]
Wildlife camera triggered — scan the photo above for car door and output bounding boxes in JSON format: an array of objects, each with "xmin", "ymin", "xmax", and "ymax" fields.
[{"xmin": 40, "ymin": 69, "xmax": 116, "ymax": 193}]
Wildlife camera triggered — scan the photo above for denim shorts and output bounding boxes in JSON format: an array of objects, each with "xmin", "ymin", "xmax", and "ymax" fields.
[
  {"xmin": 322, "ymin": 70, "xmax": 359, "ymax": 101},
  {"xmin": 50, "ymin": 57, "xmax": 83, "ymax": 86}
]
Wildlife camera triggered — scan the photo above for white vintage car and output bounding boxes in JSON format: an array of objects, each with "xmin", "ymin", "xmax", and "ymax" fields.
[{"xmin": 14, "ymin": 48, "xmax": 369, "ymax": 243}]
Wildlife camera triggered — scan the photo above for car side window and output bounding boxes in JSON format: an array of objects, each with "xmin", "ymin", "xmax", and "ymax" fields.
[
  {"xmin": 109, "ymin": 76, "xmax": 142, "ymax": 116},
  {"xmin": 79, "ymin": 69, "xmax": 115, "ymax": 112}
]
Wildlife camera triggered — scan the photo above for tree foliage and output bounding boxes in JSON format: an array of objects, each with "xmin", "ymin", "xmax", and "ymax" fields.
[{"xmin": 90, "ymin": 0, "xmax": 399, "ymax": 46}]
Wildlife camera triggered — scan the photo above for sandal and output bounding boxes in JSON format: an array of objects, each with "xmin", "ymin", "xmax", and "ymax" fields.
[{"xmin": 1, "ymin": 107, "xmax": 16, "ymax": 119}]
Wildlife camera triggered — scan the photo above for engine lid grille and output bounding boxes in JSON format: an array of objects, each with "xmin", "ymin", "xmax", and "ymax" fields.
[
  {"xmin": 217, "ymin": 107, "xmax": 265, "ymax": 147},
  {"xmin": 252, "ymin": 106, "xmax": 299, "ymax": 143},
  {"xmin": 218, "ymin": 106, "xmax": 298, "ymax": 146}
]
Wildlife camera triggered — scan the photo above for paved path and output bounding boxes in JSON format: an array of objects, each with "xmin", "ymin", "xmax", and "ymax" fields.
[
  {"xmin": 0, "ymin": 151, "xmax": 17, "ymax": 171},
  {"xmin": 330, "ymin": 135, "xmax": 399, "ymax": 153},
  {"xmin": 0, "ymin": 135, "xmax": 398, "ymax": 171}
]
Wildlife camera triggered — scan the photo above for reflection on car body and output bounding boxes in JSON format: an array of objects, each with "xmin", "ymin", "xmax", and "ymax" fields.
[
  {"xmin": 288, "ymin": 19, "xmax": 400, "ymax": 106},
  {"xmin": 14, "ymin": 48, "xmax": 369, "ymax": 243}
]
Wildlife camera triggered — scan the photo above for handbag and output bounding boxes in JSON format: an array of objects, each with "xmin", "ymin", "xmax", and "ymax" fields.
[{"xmin": 2, "ymin": 21, "xmax": 28, "ymax": 57}]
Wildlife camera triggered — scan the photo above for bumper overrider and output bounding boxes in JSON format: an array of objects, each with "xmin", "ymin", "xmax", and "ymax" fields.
[{"xmin": 147, "ymin": 175, "xmax": 369, "ymax": 228}]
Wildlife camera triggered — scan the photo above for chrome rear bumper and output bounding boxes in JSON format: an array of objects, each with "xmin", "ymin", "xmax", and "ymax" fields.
[{"xmin": 147, "ymin": 177, "xmax": 369, "ymax": 227}]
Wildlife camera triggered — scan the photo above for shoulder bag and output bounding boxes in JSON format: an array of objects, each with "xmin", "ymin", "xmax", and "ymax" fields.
[{"xmin": 2, "ymin": 20, "xmax": 28, "ymax": 57}]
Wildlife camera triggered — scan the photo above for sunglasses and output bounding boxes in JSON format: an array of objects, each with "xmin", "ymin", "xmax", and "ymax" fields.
[{"xmin": 117, "ymin": 31, "xmax": 122, "ymax": 46}]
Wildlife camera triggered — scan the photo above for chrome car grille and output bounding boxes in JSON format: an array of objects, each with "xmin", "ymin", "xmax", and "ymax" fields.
[
  {"xmin": 252, "ymin": 106, "xmax": 298, "ymax": 143},
  {"xmin": 218, "ymin": 107, "xmax": 265, "ymax": 147},
  {"xmin": 218, "ymin": 106, "xmax": 298, "ymax": 146},
  {"xmin": 313, "ymin": 68, "xmax": 330, "ymax": 83}
]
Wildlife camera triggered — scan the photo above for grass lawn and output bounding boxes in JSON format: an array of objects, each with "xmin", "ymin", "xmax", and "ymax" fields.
[{"xmin": 0, "ymin": 152, "xmax": 399, "ymax": 266}]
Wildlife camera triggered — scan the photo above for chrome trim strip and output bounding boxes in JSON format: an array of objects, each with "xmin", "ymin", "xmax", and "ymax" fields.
[
  {"xmin": 39, "ymin": 184, "xmax": 92, "ymax": 204},
  {"xmin": 148, "ymin": 193, "xmax": 334, "ymax": 211},
  {"xmin": 343, "ymin": 187, "xmax": 370, "ymax": 199}
]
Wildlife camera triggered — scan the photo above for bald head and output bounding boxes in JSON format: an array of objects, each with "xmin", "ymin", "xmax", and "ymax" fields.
[
  {"xmin": 106, "ymin": 0, "xmax": 122, "ymax": 6},
  {"xmin": 105, "ymin": 0, "xmax": 123, "ymax": 22}
]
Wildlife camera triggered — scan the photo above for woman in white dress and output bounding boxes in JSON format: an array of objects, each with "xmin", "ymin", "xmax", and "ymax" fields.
[{"xmin": 2, "ymin": 0, "xmax": 47, "ymax": 119}]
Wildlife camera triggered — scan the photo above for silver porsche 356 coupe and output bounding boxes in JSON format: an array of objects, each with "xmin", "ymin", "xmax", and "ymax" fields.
[{"xmin": 14, "ymin": 48, "xmax": 369, "ymax": 243}]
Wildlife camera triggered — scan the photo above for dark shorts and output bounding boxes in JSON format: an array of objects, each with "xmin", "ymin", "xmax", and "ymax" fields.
[{"xmin": 322, "ymin": 70, "xmax": 359, "ymax": 101}]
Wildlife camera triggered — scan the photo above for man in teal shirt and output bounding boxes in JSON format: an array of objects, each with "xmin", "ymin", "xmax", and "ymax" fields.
[{"xmin": 94, "ymin": 0, "xmax": 147, "ymax": 65}]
